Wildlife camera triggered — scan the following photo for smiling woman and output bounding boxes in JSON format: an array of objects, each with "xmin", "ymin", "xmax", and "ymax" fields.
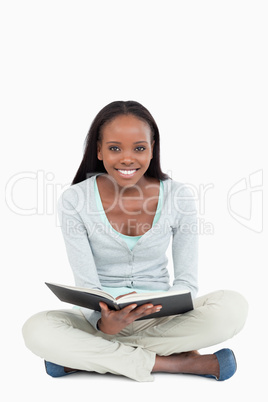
[
  {"xmin": 22, "ymin": 100, "xmax": 248, "ymax": 382},
  {"xmin": 72, "ymin": 100, "xmax": 170, "ymax": 185}
]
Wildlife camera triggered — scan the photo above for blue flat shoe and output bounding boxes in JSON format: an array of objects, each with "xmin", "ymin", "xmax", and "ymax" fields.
[
  {"xmin": 44, "ymin": 361, "xmax": 78, "ymax": 377},
  {"xmin": 199, "ymin": 348, "xmax": 237, "ymax": 381}
]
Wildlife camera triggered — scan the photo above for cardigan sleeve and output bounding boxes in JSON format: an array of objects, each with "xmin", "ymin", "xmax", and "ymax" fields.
[
  {"xmin": 57, "ymin": 189, "xmax": 102, "ymax": 329},
  {"xmin": 170, "ymin": 184, "xmax": 199, "ymax": 298}
]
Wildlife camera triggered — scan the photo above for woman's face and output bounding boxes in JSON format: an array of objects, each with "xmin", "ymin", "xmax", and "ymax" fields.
[{"xmin": 97, "ymin": 114, "xmax": 154, "ymax": 189}]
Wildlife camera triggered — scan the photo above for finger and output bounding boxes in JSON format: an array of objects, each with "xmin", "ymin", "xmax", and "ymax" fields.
[
  {"xmin": 99, "ymin": 302, "xmax": 110, "ymax": 315},
  {"xmin": 131, "ymin": 304, "xmax": 162, "ymax": 318},
  {"xmin": 120, "ymin": 303, "xmax": 138, "ymax": 315},
  {"xmin": 131, "ymin": 303, "xmax": 154, "ymax": 313}
]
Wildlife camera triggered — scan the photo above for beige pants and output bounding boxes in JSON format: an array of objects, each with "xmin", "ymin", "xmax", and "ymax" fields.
[{"xmin": 22, "ymin": 290, "xmax": 248, "ymax": 382}]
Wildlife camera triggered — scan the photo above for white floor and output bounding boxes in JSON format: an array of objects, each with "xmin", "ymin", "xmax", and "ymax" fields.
[{"xmin": 8, "ymin": 322, "xmax": 264, "ymax": 402}]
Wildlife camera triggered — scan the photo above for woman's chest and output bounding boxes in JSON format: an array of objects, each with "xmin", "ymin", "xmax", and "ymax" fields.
[
  {"xmin": 96, "ymin": 176, "xmax": 161, "ymax": 236},
  {"xmin": 104, "ymin": 199, "xmax": 158, "ymax": 236}
]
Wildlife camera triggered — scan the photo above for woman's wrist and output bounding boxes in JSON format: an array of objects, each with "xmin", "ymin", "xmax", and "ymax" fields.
[{"xmin": 97, "ymin": 319, "xmax": 102, "ymax": 331}]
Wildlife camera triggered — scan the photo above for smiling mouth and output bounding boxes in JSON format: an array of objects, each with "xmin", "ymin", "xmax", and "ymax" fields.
[{"xmin": 115, "ymin": 168, "xmax": 140, "ymax": 177}]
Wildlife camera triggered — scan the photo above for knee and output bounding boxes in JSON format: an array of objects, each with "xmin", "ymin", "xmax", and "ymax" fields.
[
  {"xmin": 199, "ymin": 290, "xmax": 248, "ymax": 339},
  {"xmin": 215, "ymin": 290, "xmax": 249, "ymax": 336},
  {"xmin": 224, "ymin": 290, "xmax": 248, "ymax": 332},
  {"xmin": 22, "ymin": 311, "xmax": 49, "ymax": 354}
]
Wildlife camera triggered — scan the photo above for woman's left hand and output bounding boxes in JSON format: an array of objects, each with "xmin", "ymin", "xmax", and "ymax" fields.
[{"xmin": 98, "ymin": 299, "xmax": 162, "ymax": 335}]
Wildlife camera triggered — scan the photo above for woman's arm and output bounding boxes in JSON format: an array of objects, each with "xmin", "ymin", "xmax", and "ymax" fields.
[
  {"xmin": 57, "ymin": 190, "xmax": 102, "ymax": 328},
  {"xmin": 170, "ymin": 184, "xmax": 199, "ymax": 298}
]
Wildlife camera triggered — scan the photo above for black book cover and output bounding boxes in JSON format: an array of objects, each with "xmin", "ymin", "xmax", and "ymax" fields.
[{"xmin": 45, "ymin": 282, "xmax": 193, "ymax": 320}]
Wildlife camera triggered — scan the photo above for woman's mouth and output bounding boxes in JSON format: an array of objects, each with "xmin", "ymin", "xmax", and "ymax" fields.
[{"xmin": 115, "ymin": 168, "xmax": 140, "ymax": 178}]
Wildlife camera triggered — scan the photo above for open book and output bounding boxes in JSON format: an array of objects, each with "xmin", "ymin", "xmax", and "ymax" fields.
[{"xmin": 45, "ymin": 282, "xmax": 193, "ymax": 320}]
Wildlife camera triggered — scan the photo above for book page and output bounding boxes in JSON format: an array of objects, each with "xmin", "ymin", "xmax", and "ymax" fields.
[
  {"xmin": 118, "ymin": 289, "xmax": 189, "ymax": 303},
  {"xmin": 47, "ymin": 283, "xmax": 115, "ymax": 301}
]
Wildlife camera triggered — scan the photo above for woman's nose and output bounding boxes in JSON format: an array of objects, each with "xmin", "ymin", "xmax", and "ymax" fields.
[{"xmin": 120, "ymin": 152, "xmax": 134, "ymax": 164}]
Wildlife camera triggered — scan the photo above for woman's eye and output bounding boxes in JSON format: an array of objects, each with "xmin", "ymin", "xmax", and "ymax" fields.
[
  {"xmin": 109, "ymin": 146, "xmax": 146, "ymax": 152},
  {"xmin": 135, "ymin": 146, "xmax": 146, "ymax": 151},
  {"xmin": 109, "ymin": 146, "xmax": 120, "ymax": 151}
]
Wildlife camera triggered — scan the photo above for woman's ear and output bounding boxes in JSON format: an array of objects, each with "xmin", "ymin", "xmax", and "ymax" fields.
[{"xmin": 97, "ymin": 141, "xmax": 103, "ymax": 161}]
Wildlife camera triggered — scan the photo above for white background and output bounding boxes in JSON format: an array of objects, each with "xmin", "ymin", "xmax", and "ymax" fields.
[{"xmin": 1, "ymin": 1, "xmax": 267, "ymax": 401}]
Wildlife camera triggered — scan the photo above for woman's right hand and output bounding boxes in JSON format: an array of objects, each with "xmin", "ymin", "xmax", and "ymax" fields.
[{"xmin": 97, "ymin": 301, "xmax": 162, "ymax": 335}]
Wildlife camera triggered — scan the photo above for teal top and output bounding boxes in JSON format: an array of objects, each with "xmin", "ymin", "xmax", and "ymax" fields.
[{"xmin": 94, "ymin": 177, "xmax": 164, "ymax": 297}]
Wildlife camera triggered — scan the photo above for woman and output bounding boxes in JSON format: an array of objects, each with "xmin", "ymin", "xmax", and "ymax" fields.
[{"xmin": 22, "ymin": 100, "xmax": 248, "ymax": 382}]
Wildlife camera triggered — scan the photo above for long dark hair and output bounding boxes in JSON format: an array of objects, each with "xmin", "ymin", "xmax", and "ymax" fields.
[{"xmin": 72, "ymin": 100, "xmax": 170, "ymax": 185}]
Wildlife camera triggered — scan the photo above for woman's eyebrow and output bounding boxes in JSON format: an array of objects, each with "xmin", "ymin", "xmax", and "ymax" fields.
[{"xmin": 106, "ymin": 141, "xmax": 149, "ymax": 144}]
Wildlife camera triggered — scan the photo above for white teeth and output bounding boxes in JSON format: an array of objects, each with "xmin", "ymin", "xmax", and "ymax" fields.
[{"xmin": 118, "ymin": 169, "xmax": 137, "ymax": 175}]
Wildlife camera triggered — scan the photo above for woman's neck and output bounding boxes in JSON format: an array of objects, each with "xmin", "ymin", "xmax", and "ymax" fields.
[{"xmin": 97, "ymin": 174, "xmax": 157, "ymax": 199}]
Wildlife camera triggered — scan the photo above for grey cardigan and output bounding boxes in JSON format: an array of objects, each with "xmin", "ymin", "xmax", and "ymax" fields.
[{"xmin": 57, "ymin": 174, "xmax": 198, "ymax": 329}]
